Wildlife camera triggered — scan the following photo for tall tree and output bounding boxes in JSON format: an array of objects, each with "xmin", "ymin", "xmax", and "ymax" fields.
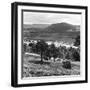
[{"xmin": 36, "ymin": 40, "xmax": 48, "ymax": 62}]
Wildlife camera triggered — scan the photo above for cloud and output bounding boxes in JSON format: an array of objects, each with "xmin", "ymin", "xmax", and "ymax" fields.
[{"xmin": 23, "ymin": 12, "xmax": 81, "ymax": 25}]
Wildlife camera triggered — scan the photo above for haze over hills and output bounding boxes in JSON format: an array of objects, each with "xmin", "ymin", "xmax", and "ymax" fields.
[
  {"xmin": 24, "ymin": 24, "xmax": 50, "ymax": 29},
  {"xmin": 23, "ymin": 22, "xmax": 80, "ymax": 45}
]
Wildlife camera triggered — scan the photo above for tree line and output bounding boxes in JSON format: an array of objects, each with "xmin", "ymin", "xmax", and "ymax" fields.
[{"xmin": 23, "ymin": 35, "xmax": 80, "ymax": 62}]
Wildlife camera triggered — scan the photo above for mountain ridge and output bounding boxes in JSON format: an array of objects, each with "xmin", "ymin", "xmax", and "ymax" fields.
[{"xmin": 23, "ymin": 22, "xmax": 80, "ymax": 44}]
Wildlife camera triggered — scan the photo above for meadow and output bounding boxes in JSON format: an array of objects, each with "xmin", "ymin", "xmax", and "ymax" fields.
[{"xmin": 22, "ymin": 53, "xmax": 80, "ymax": 78}]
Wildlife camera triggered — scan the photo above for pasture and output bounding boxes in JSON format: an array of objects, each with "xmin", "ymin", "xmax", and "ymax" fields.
[{"xmin": 22, "ymin": 53, "xmax": 80, "ymax": 78}]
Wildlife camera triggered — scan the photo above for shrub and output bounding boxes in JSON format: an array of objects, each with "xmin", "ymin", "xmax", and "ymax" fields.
[{"xmin": 62, "ymin": 60, "xmax": 71, "ymax": 69}]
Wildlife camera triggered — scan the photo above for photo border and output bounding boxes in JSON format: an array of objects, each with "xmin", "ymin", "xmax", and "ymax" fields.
[{"xmin": 11, "ymin": 2, "xmax": 88, "ymax": 87}]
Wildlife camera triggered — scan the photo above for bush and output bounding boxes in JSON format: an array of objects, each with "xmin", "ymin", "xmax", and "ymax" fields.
[{"xmin": 62, "ymin": 60, "xmax": 71, "ymax": 69}]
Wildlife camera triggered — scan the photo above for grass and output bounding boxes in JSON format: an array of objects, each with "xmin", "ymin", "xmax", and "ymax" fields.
[{"xmin": 22, "ymin": 54, "xmax": 80, "ymax": 78}]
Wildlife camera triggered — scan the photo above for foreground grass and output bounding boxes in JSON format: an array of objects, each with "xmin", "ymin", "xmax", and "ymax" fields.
[{"xmin": 22, "ymin": 54, "xmax": 80, "ymax": 78}]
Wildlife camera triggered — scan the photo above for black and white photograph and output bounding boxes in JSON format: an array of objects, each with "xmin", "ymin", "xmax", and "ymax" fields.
[
  {"xmin": 22, "ymin": 11, "xmax": 81, "ymax": 78},
  {"xmin": 11, "ymin": 2, "xmax": 88, "ymax": 87}
]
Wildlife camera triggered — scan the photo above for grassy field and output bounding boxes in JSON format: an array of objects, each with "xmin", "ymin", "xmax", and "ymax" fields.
[{"xmin": 22, "ymin": 53, "xmax": 80, "ymax": 78}]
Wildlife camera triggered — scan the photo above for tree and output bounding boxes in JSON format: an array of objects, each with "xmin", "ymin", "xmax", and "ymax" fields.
[
  {"xmin": 29, "ymin": 43, "xmax": 37, "ymax": 53},
  {"xmin": 43, "ymin": 48, "xmax": 51, "ymax": 60},
  {"xmin": 59, "ymin": 46, "xmax": 67, "ymax": 60},
  {"xmin": 58, "ymin": 46, "xmax": 64, "ymax": 59},
  {"xmin": 36, "ymin": 40, "xmax": 48, "ymax": 62},
  {"xmin": 73, "ymin": 35, "xmax": 80, "ymax": 61},
  {"xmin": 23, "ymin": 43, "xmax": 27, "ymax": 53},
  {"xmin": 65, "ymin": 51, "xmax": 71, "ymax": 60},
  {"xmin": 49, "ymin": 44, "xmax": 59, "ymax": 62},
  {"xmin": 72, "ymin": 50, "xmax": 80, "ymax": 61},
  {"xmin": 74, "ymin": 35, "xmax": 80, "ymax": 46}
]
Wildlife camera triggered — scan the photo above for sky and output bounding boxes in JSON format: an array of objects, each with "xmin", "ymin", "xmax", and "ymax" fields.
[{"xmin": 23, "ymin": 11, "xmax": 81, "ymax": 25}]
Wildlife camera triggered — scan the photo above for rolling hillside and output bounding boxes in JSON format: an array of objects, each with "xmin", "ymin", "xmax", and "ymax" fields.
[{"xmin": 23, "ymin": 22, "xmax": 80, "ymax": 44}]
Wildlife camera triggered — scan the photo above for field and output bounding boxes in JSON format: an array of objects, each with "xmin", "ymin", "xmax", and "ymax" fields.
[{"xmin": 22, "ymin": 53, "xmax": 80, "ymax": 78}]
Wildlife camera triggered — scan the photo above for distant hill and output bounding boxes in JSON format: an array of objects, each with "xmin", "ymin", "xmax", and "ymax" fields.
[
  {"xmin": 44, "ymin": 22, "xmax": 80, "ymax": 33},
  {"xmin": 24, "ymin": 24, "xmax": 50, "ymax": 29},
  {"xmin": 23, "ymin": 22, "xmax": 80, "ymax": 44}
]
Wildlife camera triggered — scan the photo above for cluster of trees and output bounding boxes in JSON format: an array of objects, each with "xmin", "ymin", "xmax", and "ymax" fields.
[
  {"xmin": 23, "ymin": 35, "xmax": 80, "ymax": 62},
  {"xmin": 74, "ymin": 35, "xmax": 80, "ymax": 46}
]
